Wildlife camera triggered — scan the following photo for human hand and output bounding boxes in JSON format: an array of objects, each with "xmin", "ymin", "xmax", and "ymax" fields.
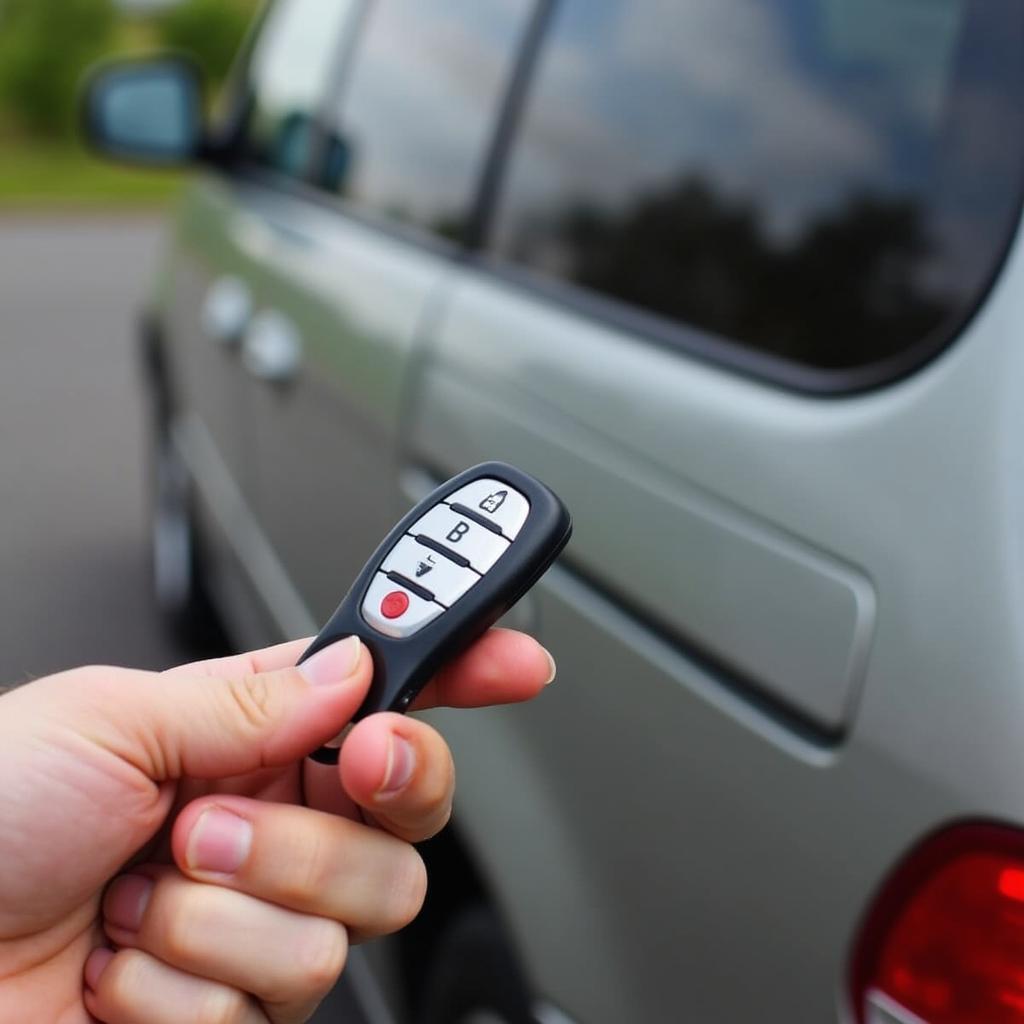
[{"xmin": 0, "ymin": 629, "xmax": 554, "ymax": 1023}]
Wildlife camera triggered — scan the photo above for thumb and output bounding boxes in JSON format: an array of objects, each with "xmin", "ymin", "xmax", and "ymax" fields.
[
  {"xmin": 0, "ymin": 637, "xmax": 368, "ymax": 940},
  {"xmin": 59, "ymin": 635, "xmax": 369, "ymax": 782}
]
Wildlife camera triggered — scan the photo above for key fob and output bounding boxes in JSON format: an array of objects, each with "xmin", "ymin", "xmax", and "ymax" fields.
[{"xmin": 300, "ymin": 462, "xmax": 572, "ymax": 764}]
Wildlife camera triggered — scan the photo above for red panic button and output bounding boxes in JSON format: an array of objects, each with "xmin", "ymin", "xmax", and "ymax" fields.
[{"xmin": 380, "ymin": 590, "xmax": 410, "ymax": 619}]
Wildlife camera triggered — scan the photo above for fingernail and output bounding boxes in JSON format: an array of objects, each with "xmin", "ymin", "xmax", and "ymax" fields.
[
  {"xmin": 84, "ymin": 947, "xmax": 114, "ymax": 991},
  {"xmin": 378, "ymin": 734, "xmax": 416, "ymax": 796},
  {"xmin": 187, "ymin": 806, "xmax": 253, "ymax": 875},
  {"xmin": 104, "ymin": 874, "xmax": 152, "ymax": 933},
  {"xmin": 542, "ymin": 647, "xmax": 557, "ymax": 685},
  {"xmin": 299, "ymin": 636, "xmax": 362, "ymax": 687}
]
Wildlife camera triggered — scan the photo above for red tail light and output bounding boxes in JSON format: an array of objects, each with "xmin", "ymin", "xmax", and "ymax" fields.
[{"xmin": 850, "ymin": 824, "xmax": 1024, "ymax": 1023}]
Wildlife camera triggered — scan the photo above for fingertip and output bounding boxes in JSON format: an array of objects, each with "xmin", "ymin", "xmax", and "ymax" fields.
[
  {"xmin": 84, "ymin": 947, "xmax": 115, "ymax": 991},
  {"xmin": 339, "ymin": 714, "xmax": 405, "ymax": 803},
  {"xmin": 170, "ymin": 795, "xmax": 256, "ymax": 876},
  {"xmin": 459, "ymin": 627, "xmax": 554, "ymax": 692},
  {"xmin": 169, "ymin": 797, "xmax": 206, "ymax": 870},
  {"xmin": 340, "ymin": 714, "xmax": 453, "ymax": 841},
  {"xmin": 541, "ymin": 645, "xmax": 557, "ymax": 686},
  {"xmin": 298, "ymin": 636, "xmax": 364, "ymax": 688},
  {"xmin": 418, "ymin": 628, "xmax": 555, "ymax": 709}
]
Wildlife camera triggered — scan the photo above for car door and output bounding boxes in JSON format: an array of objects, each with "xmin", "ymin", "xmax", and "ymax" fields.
[
  {"xmin": 235, "ymin": 0, "xmax": 537, "ymax": 630},
  {"xmin": 405, "ymin": 1, "xmax": 1024, "ymax": 1021},
  {"xmin": 161, "ymin": 0, "xmax": 361, "ymax": 642}
]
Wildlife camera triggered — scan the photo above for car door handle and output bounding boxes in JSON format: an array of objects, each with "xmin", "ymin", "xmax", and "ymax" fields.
[
  {"xmin": 241, "ymin": 310, "xmax": 303, "ymax": 384},
  {"xmin": 200, "ymin": 275, "xmax": 252, "ymax": 347}
]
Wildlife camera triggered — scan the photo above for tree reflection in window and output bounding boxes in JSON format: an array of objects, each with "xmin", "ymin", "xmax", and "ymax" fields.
[{"xmin": 492, "ymin": 0, "xmax": 1024, "ymax": 376}]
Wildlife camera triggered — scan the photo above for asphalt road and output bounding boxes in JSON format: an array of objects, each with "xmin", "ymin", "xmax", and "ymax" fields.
[
  {"xmin": 0, "ymin": 216, "xmax": 380, "ymax": 1024},
  {"xmin": 0, "ymin": 216, "xmax": 186, "ymax": 681}
]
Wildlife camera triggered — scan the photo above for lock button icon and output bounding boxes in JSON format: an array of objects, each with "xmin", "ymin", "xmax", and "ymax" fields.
[
  {"xmin": 479, "ymin": 490, "xmax": 507, "ymax": 514},
  {"xmin": 444, "ymin": 479, "xmax": 529, "ymax": 540}
]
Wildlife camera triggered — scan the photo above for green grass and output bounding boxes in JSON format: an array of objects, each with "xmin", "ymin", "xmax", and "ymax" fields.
[{"xmin": 0, "ymin": 142, "xmax": 182, "ymax": 210}]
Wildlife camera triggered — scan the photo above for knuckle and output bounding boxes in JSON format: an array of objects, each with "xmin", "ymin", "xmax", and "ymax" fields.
[
  {"xmin": 196, "ymin": 986, "xmax": 251, "ymax": 1024},
  {"xmin": 383, "ymin": 846, "xmax": 428, "ymax": 932},
  {"xmin": 225, "ymin": 673, "xmax": 275, "ymax": 733},
  {"xmin": 296, "ymin": 919, "xmax": 349, "ymax": 995},
  {"xmin": 279, "ymin": 830, "xmax": 331, "ymax": 907},
  {"xmin": 102, "ymin": 947, "xmax": 147, "ymax": 1000},
  {"xmin": 158, "ymin": 884, "xmax": 204, "ymax": 965}
]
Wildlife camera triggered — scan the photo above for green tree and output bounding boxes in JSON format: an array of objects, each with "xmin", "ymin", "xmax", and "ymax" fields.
[
  {"xmin": 158, "ymin": 0, "xmax": 258, "ymax": 85},
  {"xmin": 0, "ymin": 0, "xmax": 116, "ymax": 139}
]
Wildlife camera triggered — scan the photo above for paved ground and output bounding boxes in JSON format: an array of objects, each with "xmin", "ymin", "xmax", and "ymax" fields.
[
  {"xmin": 0, "ymin": 216, "xmax": 378, "ymax": 1023},
  {"xmin": 0, "ymin": 216, "xmax": 185, "ymax": 681}
]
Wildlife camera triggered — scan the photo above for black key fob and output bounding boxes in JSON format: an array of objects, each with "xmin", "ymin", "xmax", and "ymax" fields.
[{"xmin": 300, "ymin": 462, "xmax": 572, "ymax": 764}]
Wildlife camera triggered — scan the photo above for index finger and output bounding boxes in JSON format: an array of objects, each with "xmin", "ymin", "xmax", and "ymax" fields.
[
  {"xmin": 410, "ymin": 628, "xmax": 556, "ymax": 710},
  {"xmin": 167, "ymin": 629, "xmax": 555, "ymax": 710}
]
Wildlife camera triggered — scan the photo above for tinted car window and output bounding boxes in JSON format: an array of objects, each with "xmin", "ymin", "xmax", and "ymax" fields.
[
  {"xmin": 491, "ymin": 0, "xmax": 1024, "ymax": 379},
  {"xmin": 244, "ymin": 0, "xmax": 358, "ymax": 179},
  {"xmin": 326, "ymin": 0, "xmax": 533, "ymax": 241}
]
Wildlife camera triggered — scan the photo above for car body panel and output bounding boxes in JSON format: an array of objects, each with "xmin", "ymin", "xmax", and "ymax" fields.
[
  {"xmin": 159, "ymin": 173, "xmax": 456, "ymax": 633},
  {"xmin": 408, "ymin": 312, "xmax": 879, "ymax": 733},
  {"xmin": 218, "ymin": 181, "xmax": 452, "ymax": 624},
  {"xmin": 408, "ymin": 223, "xmax": 1024, "ymax": 1021},
  {"xmin": 156, "ymin": 166, "xmax": 1024, "ymax": 1024}
]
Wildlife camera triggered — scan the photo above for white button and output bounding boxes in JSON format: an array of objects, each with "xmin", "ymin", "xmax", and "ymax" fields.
[
  {"xmin": 445, "ymin": 479, "xmax": 531, "ymax": 540},
  {"xmin": 361, "ymin": 572, "xmax": 444, "ymax": 638},
  {"xmin": 412, "ymin": 505, "xmax": 511, "ymax": 572},
  {"xmin": 382, "ymin": 536, "xmax": 481, "ymax": 608}
]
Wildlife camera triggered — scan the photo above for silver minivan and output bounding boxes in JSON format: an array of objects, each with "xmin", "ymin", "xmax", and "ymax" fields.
[{"xmin": 84, "ymin": 1, "xmax": 1024, "ymax": 1021}]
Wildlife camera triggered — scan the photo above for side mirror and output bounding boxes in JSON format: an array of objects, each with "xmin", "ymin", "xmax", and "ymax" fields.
[
  {"xmin": 319, "ymin": 130, "xmax": 354, "ymax": 193},
  {"xmin": 82, "ymin": 57, "xmax": 204, "ymax": 165}
]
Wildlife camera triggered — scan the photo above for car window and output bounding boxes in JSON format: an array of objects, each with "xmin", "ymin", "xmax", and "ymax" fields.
[
  {"xmin": 489, "ymin": 0, "xmax": 1024, "ymax": 381},
  {"xmin": 323, "ymin": 0, "xmax": 534, "ymax": 242},
  {"xmin": 243, "ymin": 0, "xmax": 360, "ymax": 180}
]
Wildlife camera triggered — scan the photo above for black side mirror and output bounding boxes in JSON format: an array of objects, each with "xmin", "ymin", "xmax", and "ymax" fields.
[
  {"xmin": 82, "ymin": 57, "xmax": 205, "ymax": 166},
  {"xmin": 319, "ymin": 130, "xmax": 354, "ymax": 193}
]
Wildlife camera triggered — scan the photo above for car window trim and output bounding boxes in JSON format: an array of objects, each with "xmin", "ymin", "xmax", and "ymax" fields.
[
  {"xmin": 214, "ymin": 0, "xmax": 368, "ymax": 181},
  {"xmin": 463, "ymin": 0, "xmax": 556, "ymax": 250},
  {"xmin": 216, "ymin": 0, "xmax": 549, "ymax": 260},
  {"xmin": 230, "ymin": 0, "xmax": 546, "ymax": 252},
  {"xmin": 229, "ymin": 162, "xmax": 468, "ymax": 262},
  {"xmin": 461, "ymin": 241, "xmax": 1024, "ymax": 396},
  {"xmin": 304, "ymin": 0, "xmax": 371, "ymax": 186},
  {"xmin": 203, "ymin": 1, "xmax": 273, "ymax": 160}
]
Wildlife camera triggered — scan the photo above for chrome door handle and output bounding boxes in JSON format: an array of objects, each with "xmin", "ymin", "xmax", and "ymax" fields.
[
  {"xmin": 200, "ymin": 275, "xmax": 252, "ymax": 347},
  {"xmin": 241, "ymin": 311, "xmax": 303, "ymax": 384}
]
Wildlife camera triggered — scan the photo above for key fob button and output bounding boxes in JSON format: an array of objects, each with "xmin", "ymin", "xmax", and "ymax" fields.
[
  {"xmin": 444, "ymin": 479, "xmax": 530, "ymax": 539},
  {"xmin": 412, "ymin": 505, "xmax": 511, "ymax": 573},
  {"xmin": 380, "ymin": 590, "xmax": 409, "ymax": 619},
  {"xmin": 362, "ymin": 573, "xmax": 444, "ymax": 638},
  {"xmin": 382, "ymin": 535, "xmax": 480, "ymax": 608}
]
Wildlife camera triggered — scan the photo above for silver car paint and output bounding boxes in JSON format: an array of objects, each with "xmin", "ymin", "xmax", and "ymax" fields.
[
  {"xmin": 407, "ymin": 220, "xmax": 1024, "ymax": 1021},
  {"xmin": 156, "ymin": 148, "xmax": 1024, "ymax": 1022}
]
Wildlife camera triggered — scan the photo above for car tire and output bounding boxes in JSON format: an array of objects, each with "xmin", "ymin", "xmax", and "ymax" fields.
[
  {"xmin": 148, "ymin": 424, "xmax": 224, "ymax": 653},
  {"xmin": 416, "ymin": 906, "xmax": 535, "ymax": 1024}
]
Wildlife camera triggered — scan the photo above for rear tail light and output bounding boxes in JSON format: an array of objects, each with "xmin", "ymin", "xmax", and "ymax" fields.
[{"xmin": 850, "ymin": 824, "xmax": 1024, "ymax": 1024}]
